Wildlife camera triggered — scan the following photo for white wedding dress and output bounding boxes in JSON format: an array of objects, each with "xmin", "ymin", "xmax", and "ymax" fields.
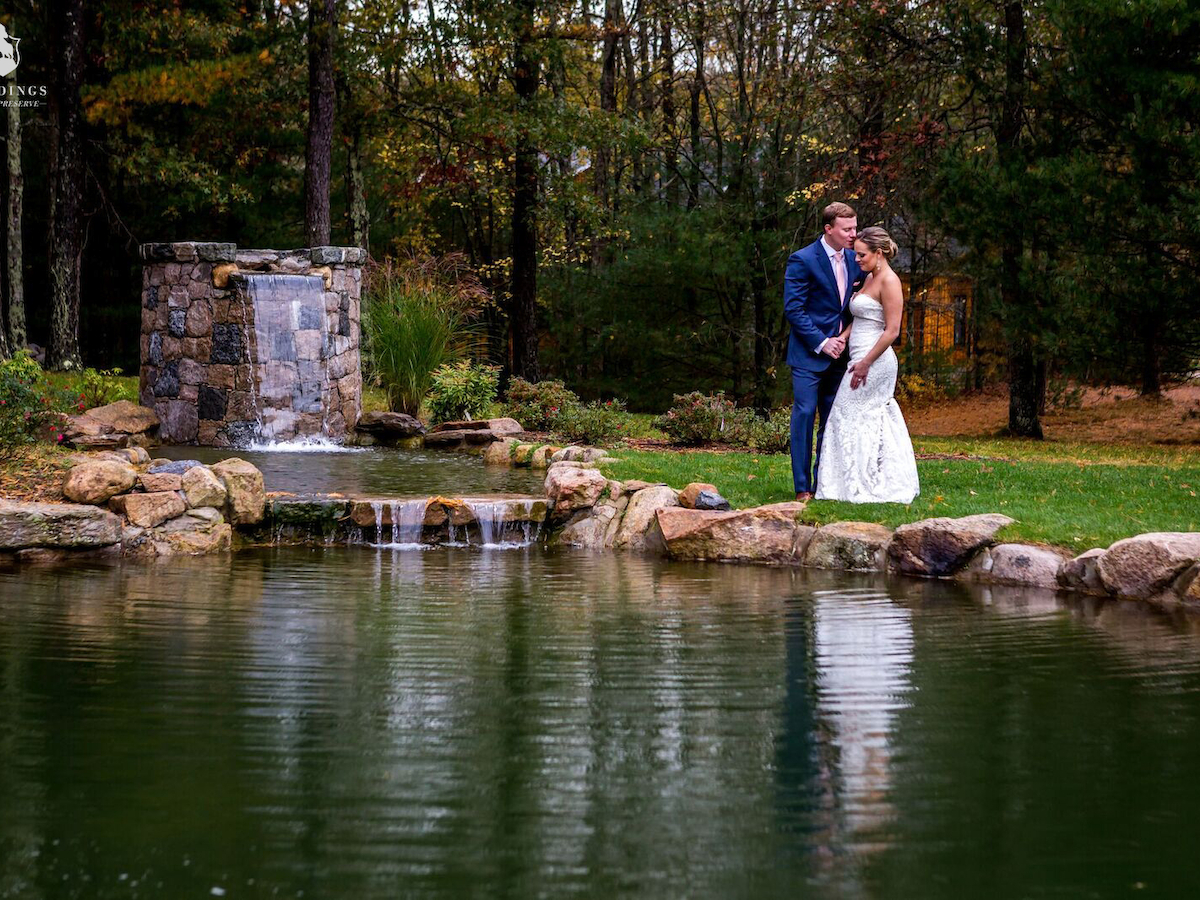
[{"xmin": 815, "ymin": 293, "xmax": 920, "ymax": 504}]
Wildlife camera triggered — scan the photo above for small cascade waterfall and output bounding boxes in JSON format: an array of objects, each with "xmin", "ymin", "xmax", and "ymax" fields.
[
  {"xmin": 369, "ymin": 499, "xmax": 429, "ymax": 548},
  {"xmin": 463, "ymin": 499, "xmax": 544, "ymax": 548},
  {"xmin": 243, "ymin": 273, "xmax": 330, "ymax": 444}
]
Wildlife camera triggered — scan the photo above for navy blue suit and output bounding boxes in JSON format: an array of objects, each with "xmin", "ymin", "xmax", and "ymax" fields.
[{"xmin": 783, "ymin": 239, "xmax": 862, "ymax": 494}]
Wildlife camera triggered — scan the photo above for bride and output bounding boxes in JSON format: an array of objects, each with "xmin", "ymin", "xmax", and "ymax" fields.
[{"xmin": 815, "ymin": 226, "xmax": 920, "ymax": 504}]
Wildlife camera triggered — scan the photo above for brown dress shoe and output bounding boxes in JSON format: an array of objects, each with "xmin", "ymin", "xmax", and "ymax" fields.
[{"xmin": 795, "ymin": 492, "xmax": 813, "ymax": 502}]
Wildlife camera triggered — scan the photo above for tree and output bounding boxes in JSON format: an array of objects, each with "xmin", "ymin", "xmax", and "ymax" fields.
[
  {"xmin": 304, "ymin": 0, "xmax": 336, "ymax": 247},
  {"xmin": 4, "ymin": 70, "xmax": 23, "ymax": 357},
  {"xmin": 48, "ymin": 0, "xmax": 86, "ymax": 370}
]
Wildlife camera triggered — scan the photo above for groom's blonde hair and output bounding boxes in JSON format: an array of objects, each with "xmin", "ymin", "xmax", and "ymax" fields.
[{"xmin": 822, "ymin": 202, "xmax": 856, "ymax": 228}]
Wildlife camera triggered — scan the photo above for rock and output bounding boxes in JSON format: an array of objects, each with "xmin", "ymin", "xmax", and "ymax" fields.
[
  {"xmin": 1178, "ymin": 564, "xmax": 1200, "ymax": 604},
  {"xmin": 84, "ymin": 400, "xmax": 160, "ymax": 436},
  {"xmin": 530, "ymin": 446, "xmax": 556, "ymax": 469},
  {"xmin": 613, "ymin": 485, "xmax": 679, "ymax": 552},
  {"xmin": 550, "ymin": 447, "xmax": 580, "ymax": 463},
  {"xmin": 581, "ymin": 448, "xmax": 609, "ymax": 463},
  {"xmin": 62, "ymin": 460, "xmax": 138, "ymax": 504},
  {"xmin": 805, "ymin": 521, "xmax": 894, "ymax": 571},
  {"xmin": 888, "ymin": 513, "xmax": 1016, "ymax": 576},
  {"xmin": 483, "ymin": 438, "xmax": 519, "ymax": 466},
  {"xmin": 355, "ymin": 411, "xmax": 426, "ymax": 439},
  {"xmin": 557, "ymin": 497, "xmax": 627, "ymax": 549},
  {"xmin": 545, "ymin": 465, "xmax": 609, "ymax": 520},
  {"xmin": 160, "ymin": 523, "xmax": 233, "ymax": 555},
  {"xmin": 0, "ymin": 499, "xmax": 123, "ymax": 549},
  {"xmin": 148, "ymin": 458, "xmax": 204, "ymax": 476},
  {"xmin": 622, "ymin": 480, "xmax": 666, "ymax": 493},
  {"xmin": 63, "ymin": 414, "xmax": 111, "ymax": 439},
  {"xmin": 211, "ymin": 458, "xmax": 266, "ymax": 525},
  {"xmin": 694, "ymin": 490, "xmax": 732, "ymax": 511},
  {"xmin": 268, "ymin": 497, "xmax": 349, "ymax": 529},
  {"xmin": 657, "ymin": 502, "xmax": 809, "ymax": 564},
  {"xmin": 512, "ymin": 444, "xmax": 537, "ymax": 466},
  {"xmin": 431, "ymin": 417, "xmax": 522, "ymax": 435},
  {"xmin": 181, "ymin": 465, "xmax": 228, "ymax": 508},
  {"xmin": 112, "ymin": 491, "xmax": 187, "ymax": 528},
  {"xmin": 1058, "ymin": 548, "xmax": 1107, "ymax": 593},
  {"xmin": 679, "ymin": 482, "xmax": 718, "ymax": 509},
  {"xmin": 986, "ymin": 543, "xmax": 1067, "ymax": 588},
  {"xmin": 1096, "ymin": 532, "xmax": 1200, "ymax": 599},
  {"xmin": 138, "ymin": 472, "xmax": 183, "ymax": 492}
]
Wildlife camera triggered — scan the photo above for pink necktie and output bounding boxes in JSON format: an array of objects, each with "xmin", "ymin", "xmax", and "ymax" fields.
[{"xmin": 832, "ymin": 251, "xmax": 847, "ymax": 302}]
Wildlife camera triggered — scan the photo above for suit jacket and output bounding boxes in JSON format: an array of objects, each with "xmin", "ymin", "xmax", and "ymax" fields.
[{"xmin": 783, "ymin": 239, "xmax": 863, "ymax": 371}]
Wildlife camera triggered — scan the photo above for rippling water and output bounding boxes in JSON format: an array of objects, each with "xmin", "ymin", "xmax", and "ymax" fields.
[
  {"xmin": 155, "ymin": 445, "xmax": 548, "ymax": 497},
  {"xmin": 3, "ymin": 549, "xmax": 1200, "ymax": 898}
]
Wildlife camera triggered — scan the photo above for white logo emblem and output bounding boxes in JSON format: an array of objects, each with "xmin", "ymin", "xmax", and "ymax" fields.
[{"xmin": 0, "ymin": 24, "xmax": 20, "ymax": 78}]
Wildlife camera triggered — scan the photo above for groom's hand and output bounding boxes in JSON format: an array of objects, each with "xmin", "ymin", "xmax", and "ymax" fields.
[{"xmin": 822, "ymin": 336, "xmax": 846, "ymax": 358}]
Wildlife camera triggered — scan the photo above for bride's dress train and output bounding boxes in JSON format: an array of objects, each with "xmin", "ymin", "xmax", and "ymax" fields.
[{"xmin": 815, "ymin": 293, "xmax": 920, "ymax": 504}]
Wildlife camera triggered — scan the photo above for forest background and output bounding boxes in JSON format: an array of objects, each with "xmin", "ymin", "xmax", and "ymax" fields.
[{"xmin": 0, "ymin": 0, "xmax": 1197, "ymax": 439}]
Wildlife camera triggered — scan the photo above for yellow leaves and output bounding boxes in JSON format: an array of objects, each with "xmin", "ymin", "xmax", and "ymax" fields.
[{"xmin": 258, "ymin": 48, "xmax": 271, "ymax": 63}]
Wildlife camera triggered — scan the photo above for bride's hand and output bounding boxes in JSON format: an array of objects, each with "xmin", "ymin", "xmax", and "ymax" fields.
[{"xmin": 848, "ymin": 359, "xmax": 870, "ymax": 390}]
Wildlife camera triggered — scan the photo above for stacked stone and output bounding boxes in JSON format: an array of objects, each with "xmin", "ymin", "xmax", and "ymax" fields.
[{"xmin": 138, "ymin": 241, "xmax": 365, "ymax": 447}]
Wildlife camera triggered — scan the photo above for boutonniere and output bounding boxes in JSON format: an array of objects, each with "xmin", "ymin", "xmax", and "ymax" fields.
[{"xmin": 851, "ymin": 272, "xmax": 867, "ymax": 291}]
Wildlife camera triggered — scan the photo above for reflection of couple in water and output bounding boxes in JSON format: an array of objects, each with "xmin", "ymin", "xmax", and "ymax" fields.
[{"xmin": 0, "ymin": 24, "xmax": 19, "ymax": 78}]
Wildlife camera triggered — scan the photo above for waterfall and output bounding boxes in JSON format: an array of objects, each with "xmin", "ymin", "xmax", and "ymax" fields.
[
  {"xmin": 368, "ymin": 499, "xmax": 428, "ymax": 548},
  {"xmin": 242, "ymin": 272, "xmax": 330, "ymax": 444},
  {"xmin": 463, "ymin": 499, "xmax": 544, "ymax": 549}
]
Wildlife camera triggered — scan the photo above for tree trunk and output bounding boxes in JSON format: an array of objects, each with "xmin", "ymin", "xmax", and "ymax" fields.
[
  {"xmin": 48, "ymin": 0, "xmax": 85, "ymax": 370},
  {"xmin": 305, "ymin": 0, "xmax": 336, "ymax": 247},
  {"xmin": 660, "ymin": 18, "xmax": 677, "ymax": 206},
  {"xmin": 345, "ymin": 123, "xmax": 370, "ymax": 253},
  {"xmin": 998, "ymin": 0, "xmax": 1042, "ymax": 436},
  {"xmin": 4, "ymin": 71, "xmax": 23, "ymax": 357},
  {"xmin": 510, "ymin": 0, "xmax": 540, "ymax": 382},
  {"xmin": 595, "ymin": 0, "xmax": 619, "ymax": 213}
]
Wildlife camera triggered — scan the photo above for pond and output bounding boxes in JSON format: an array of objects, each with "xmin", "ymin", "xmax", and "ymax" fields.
[
  {"xmin": 155, "ymin": 444, "xmax": 547, "ymax": 498},
  {"xmin": 3, "ymin": 548, "xmax": 1200, "ymax": 898}
]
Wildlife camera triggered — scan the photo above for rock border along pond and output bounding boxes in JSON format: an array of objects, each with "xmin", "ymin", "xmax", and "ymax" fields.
[{"xmin": 2, "ymin": 439, "xmax": 1199, "ymax": 610}]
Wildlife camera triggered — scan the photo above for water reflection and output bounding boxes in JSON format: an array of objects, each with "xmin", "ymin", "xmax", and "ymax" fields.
[{"xmin": 4, "ymin": 552, "xmax": 1200, "ymax": 898}]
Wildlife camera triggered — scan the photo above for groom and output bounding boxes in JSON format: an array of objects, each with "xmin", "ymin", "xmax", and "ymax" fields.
[{"xmin": 783, "ymin": 201, "xmax": 862, "ymax": 501}]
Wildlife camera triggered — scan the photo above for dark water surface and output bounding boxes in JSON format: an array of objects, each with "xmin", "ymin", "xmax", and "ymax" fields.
[
  {"xmin": 156, "ymin": 445, "xmax": 547, "ymax": 498},
  {"xmin": 4, "ymin": 548, "xmax": 1200, "ymax": 899}
]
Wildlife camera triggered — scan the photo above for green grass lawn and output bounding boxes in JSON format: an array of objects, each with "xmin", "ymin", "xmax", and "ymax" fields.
[{"xmin": 604, "ymin": 437, "xmax": 1200, "ymax": 552}]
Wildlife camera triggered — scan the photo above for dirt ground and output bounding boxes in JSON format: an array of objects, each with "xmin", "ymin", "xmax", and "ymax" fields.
[{"xmin": 904, "ymin": 383, "xmax": 1200, "ymax": 444}]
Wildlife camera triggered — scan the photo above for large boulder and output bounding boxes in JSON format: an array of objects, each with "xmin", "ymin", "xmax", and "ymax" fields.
[
  {"xmin": 678, "ymin": 482, "xmax": 732, "ymax": 511},
  {"xmin": 613, "ymin": 485, "xmax": 679, "ymax": 552},
  {"xmin": 1058, "ymin": 548, "xmax": 1107, "ymax": 593},
  {"xmin": 888, "ymin": 513, "xmax": 1015, "ymax": 576},
  {"xmin": 137, "ymin": 472, "xmax": 183, "ymax": 493},
  {"xmin": 1096, "ymin": 532, "xmax": 1200, "ymax": 599},
  {"xmin": 557, "ymin": 496, "xmax": 628, "ymax": 550},
  {"xmin": 986, "ymin": 543, "xmax": 1067, "ymax": 588},
  {"xmin": 424, "ymin": 417, "xmax": 524, "ymax": 451},
  {"xmin": 0, "ymin": 499, "xmax": 123, "ymax": 549},
  {"xmin": 657, "ymin": 502, "xmax": 809, "ymax": 564},
  {"xmin": 111, "ymin": 491, "xmax": 187, "ymax": 528},
  {"xmin": 181, "ymin": 465, "xmax": 228, "ymax": 509},
  {"xmin": 805, "ymin": 521, "xmax": 894, "ymax": 571},
  {"xmin": 149, "ymin": 459, "xmax": 204, "ymax": 476},
  {"xmin": 355, "ymin": 411, "xmax": 426, "ymax": 439},
  {"xmin": 482, "ymin": 438, "xmax": 520, "ymax": 466},
  {"xmin": 61, "ymin": 459, "xmax": 137, "ymax": 504},
  {"xmin": 211, "ymin": 458, "xmax": 266, "ymax": 525},
  {"xmin": 84, "ymin": 400, "xmax": 160, "ymax": 436},
  {"xmin": 545, "ymin": 464, "xmax": 609, "ymax": 520}
]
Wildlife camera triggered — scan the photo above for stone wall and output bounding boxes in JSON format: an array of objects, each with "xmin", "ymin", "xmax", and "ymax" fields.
[{"xmin": 139, "ymin": 242, "xmax": 364, "ymax": 446}]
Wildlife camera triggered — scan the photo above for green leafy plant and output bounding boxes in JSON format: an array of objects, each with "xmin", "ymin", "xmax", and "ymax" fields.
[
  {"xmin": 501, "ymin": 377, "xmax": 582, "ymax": 431},
  {"xmin": 427, "ymin": 359, "xmax": 501, "ymax": 424},
  {"xmin": 653, "ymin": 391, "xmax": 756, "ymax": 446},
  {"xmin": 362, "ymin": 256, "xmax": 489, "ymax": 417},
  {"xmin": 0, "ymin": 352, "xmax": 67, "ymax": 455},
  {"xmin": 746, "ymin": 407, "xmax": 791, "ymax": 453},
  {"xmin": 553, "ymin": 398, "xmax": 630, "ymax": 446}
]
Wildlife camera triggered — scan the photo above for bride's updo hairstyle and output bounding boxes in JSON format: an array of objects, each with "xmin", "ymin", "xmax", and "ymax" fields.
[{"xmin": 857, "ymin": 226, "xmax": 898, "ymax": 261}]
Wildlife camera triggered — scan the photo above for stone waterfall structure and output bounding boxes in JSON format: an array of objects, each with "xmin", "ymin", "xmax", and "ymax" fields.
[{"xmin": 139, "ymin": 242, "xmax": 365, "ymax": 446}]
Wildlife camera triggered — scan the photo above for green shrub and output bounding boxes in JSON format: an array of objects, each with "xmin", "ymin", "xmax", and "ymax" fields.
[
  {"xmin": 427, "ymin": 359, "xmax": 501, "ymax": 424},
  {"xmin": 0, "ymin": 352, "xmax": 66, "ymax": 455},
  {"xmin": 553, "ymin": 398, "xmax": 630, "ymax": 446},
  {"xmin": 362, "ymin": 257, "xmax": 488, "ymax": 417},
  {"xmin": 653, "ymin": 391, "xmax": 756, "ymax": 446},
  {"xmin": 746, "ymin": 407, "xmax": 791, "ymax": 453},
  {"xmin": 501, "ymin": 377, "xmax": 581, "ymax": 431}
]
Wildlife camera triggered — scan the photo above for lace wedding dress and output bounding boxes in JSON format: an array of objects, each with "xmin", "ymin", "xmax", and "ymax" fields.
[{"xmin": 815, "ymin": 293, "xmax": 920, "ymax": 504}]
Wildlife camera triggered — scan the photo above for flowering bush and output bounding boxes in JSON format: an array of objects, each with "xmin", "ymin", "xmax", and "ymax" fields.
[
  {"xmin": 501, "ymin": 378, "xmax": 582, "ymax": 432},
  {"xmin": 653, "ymin": 391, "xmax": 756, "ymax": 446},
  {"xmin": 553, "ymin": 398, "xmax": 630, "ymax": 446},
  {"xmin": 426, "ymin": 359, "xmax": 501, "ymax": 424},
  {"xmin": 0, "ymin": 352, "xmax": 67, "ymax": 456}
]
